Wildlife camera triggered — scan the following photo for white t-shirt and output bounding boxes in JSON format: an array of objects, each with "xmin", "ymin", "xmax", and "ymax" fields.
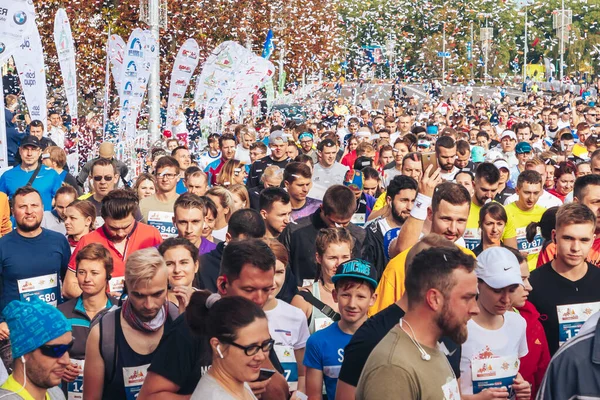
[
  {"xmin": 459, "ymin": 312, "xmax": 528, "ymax": 395},
  {"xmin": 235, "ymin": 144, "xmax": 251, "ymax": 165},
  {"xmin": 265, "ymin": 299, "xmax": 310, "ymax": 391},
  {"xmin": 191, "ymin": 372, "xmax": 257, "ymax": 400},
  {"xmin": 212, "ymin": 225, "xmax": 228, "ymax": 242},
  {"xmin": 198, "ymin": 151, "xmax": 221, "ymax": 171},
  {"xmin": 503, "ymin": 190, "xmax": 563, "ymax": 209},
  {"xmin": 48, "ymin": 126, "xmax": 66, "ymax": 149},
  {"xmin": 440, "ymin": 166, "xmax": 460, "ymax": 182},
  {"xmin": 313, "ymin": 162, "xmax": 349, "ymax": 189}
]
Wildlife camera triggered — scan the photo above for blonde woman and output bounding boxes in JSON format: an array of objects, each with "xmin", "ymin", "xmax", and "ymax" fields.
[
  {"xmin": 216, "ymin": 159, "xmax": 248, "ymax": 187},
  {"xmin": 206, "ymin": 186, "xmax": 234, "ymax": 242}
]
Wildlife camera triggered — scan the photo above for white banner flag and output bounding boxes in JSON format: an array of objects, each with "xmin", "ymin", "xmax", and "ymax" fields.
[
  {"xmin": 53, "ymin": 8, "xmax": 78, "ymax": 121},
  {"xmin": 0, "ymin": 0, "xmax": 36, "ymax": 64},
  {"xmin": 117, "ymin": 29, "xmax": 158, "ymax": 140},
  {"xmin": 13, "ymin": 26, "xmax": 47, "ymax": 130},
  {"xmin": 165, "ymin": 38, "xmax": 200, "ymax": 131},
  {"xmin": 108, "ymin": 34, "xmax": 125, "ymax": 98},
  {"xmin": 0, "ymin": 0, "xmax": 36, "ymax": 168}
]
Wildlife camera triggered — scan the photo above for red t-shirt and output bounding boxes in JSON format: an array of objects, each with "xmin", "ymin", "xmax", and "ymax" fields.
[{"xmin": 68, "ymin": 222, "xmax": 163, "ymax": 277}]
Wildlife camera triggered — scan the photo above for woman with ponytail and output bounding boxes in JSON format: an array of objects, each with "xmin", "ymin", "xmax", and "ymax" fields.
[{"xmin": 187, "ymin": 291, "xmax": 272, "ymax": 399}]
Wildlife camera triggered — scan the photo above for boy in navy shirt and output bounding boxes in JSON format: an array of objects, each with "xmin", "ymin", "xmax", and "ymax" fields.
[{"xmin": 303, "ymin": 259, "xmax": 377, "ymax": 399}]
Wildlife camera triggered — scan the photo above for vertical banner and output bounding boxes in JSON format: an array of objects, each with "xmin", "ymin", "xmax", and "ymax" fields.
[
  {"xmin": 53, "ymin": 8, "xmax": 78, "ymax": 122},
  {"xmin": 103, "ymin": 28, "xmax": 111, "ymax": 140},
  {"xmin": 108, "ymin": 34, "xmax": 125, "ymax": 98},
  {"xmin": 165, "ymin": 38, "xmax": 200, "ymax": 131},
  {"xmin": 0, "ymin": 0, "xmax": 36, "ymax": 169},
  {"xmin": 13, "ymin": 26, "xmax": 47, "ymax": 130},
  {"xmin": 261, "ymin": 29, "xmax": 275, "ymax": 60},
  {"xmin": 264, "ymin": 78, "xmax": 275, "ymax": 113},
  {"xmin": 0, "ymin": 0, "xmax": 36, "ymax": 64}
]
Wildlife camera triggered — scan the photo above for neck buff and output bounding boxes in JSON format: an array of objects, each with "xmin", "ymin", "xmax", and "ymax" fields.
[{"xmin": 122, "ymin": 299, "xmax": 168, "ymax": 333}]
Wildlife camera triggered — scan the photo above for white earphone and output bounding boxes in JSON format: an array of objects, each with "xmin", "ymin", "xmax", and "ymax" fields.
[
  {"xmin": 20, "ymin": 356, "xmax": 25, "ymax": 364},
  {"xmin": 217, "ymin": 345, "xmax": 224, "ymax": 359},
  {"xmin": 400, "ymin": 318, "xmax": 431, "ymax": 362}
]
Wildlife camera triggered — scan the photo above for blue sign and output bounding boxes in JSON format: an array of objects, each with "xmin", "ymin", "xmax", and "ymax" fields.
[{"xmin": 438, "ymin": 52, "xmax": 450, "ymax": 57}]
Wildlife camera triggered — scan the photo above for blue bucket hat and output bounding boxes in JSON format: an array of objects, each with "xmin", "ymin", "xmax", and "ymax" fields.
[{"xmin": 4, "ymin": 298, "xmax": 72, "ymax": 359}]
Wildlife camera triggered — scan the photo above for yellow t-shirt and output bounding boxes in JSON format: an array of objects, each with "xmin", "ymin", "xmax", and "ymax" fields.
[
  {"xmin": 373, "ymin": 191, "xmax": 387, "ymax": 212},
  {"xmin": 502, "ymin": 202, "xmax": 546, "ymax": 270},
  {"xmin": 0, "ymin": 374, "xmax": 50, "ymax": 400},
  {"xmin": 369, "ymin": 245, "xmax": 476, "ymax": 316},
  {"xmin": 463, "ymin": 201, "xmax": 482, "ymax": 251}
]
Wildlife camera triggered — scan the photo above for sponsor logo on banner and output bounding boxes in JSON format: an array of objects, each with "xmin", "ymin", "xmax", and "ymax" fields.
[
  {"xmin": 128, "ymin": 37, "xmax": 143, "ymax": 57},
  {"xmin": 23, "ymin": 69, "xmax": 36, "ymax": 87},
  {"xmin": 125, "ymin": 61, "xmax": 137, "ymax": 77},
  {"xmin": 0, "ymin": 8, "xmax": 8, "ymax": 17},
  {"xmin": 175, "ymin": 79, "xmax": 186, "ymax": 86},
  {"xmin": 0, "ymin": 42, "xmax": 5, "ymax": 54},
  {"xmin": 182, "ymin": 49, "xmax": 197, "ymax": 59},
  {"xmin": 123, "ymin": 81, "xmax": 133, "ymax": 96},
  {"xmin": 13, "ymin": 10, "xmax": 26, "ymax": 25},
  {"xmin": 178, "ymin": 64, "xmax": 192, "ymax": 73}
]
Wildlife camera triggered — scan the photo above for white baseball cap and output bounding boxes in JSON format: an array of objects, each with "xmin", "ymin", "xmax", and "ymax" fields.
[
  {"xmin": 500, "ymin": 130, "xmax": 517, "ymax": 141},
  {"xmin": 493, "ymin": 159, "xmax": 510, "ymax": 172},
  {"xmin": 476, "ymin": 247, "xmax": 523, "ymax": 289}
]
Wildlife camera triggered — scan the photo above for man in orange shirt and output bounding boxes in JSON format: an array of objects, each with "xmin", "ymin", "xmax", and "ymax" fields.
[
  {"xmin": 537, "ymin": 174, "xmax": 600, "ymax": 267},
  {"xmin": 62, "ymin": 189, "xmax": 162, "ymax": 299},
  {"xmin": 0, "ymin": 192, "xmax": 11, "ymax": 236}
]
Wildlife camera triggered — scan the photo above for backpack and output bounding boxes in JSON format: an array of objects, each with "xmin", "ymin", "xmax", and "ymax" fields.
[{"xmin": 92, "ymin": 303, "xmax": 179, "ymax": 383}]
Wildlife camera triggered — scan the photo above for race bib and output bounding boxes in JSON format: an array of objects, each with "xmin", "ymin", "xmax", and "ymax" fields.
[
  {"xmin": 314, "ymin": 317, "xmax": 334, "ymax": 332},
  {"xmin": 441, "ymin": 378, "xmax": 461, "ymax": 400},
  {"xmin": 108, "ymin": 277, "xmax": 125, "ymax": 294},
  {"xmin": 18, "ymin": 273, "xmax": 59, "ymax": 306},
  {"xmin": 515, "ymin": 227, "xmax": 542, "ymax": 255},
  {"xmin": 67, "ymin": 359, "xmax": 84, "ymax": 400},
  {"xmin": 351, "ymin": 213, "xmax": 366, "ymax": 227},
  {"xmin": 302, "ymin": 279, "xmax": 314, "ymax": 287},
  {"xmin": 274, "ymin": 345, "xmax": 298, "ymax": 391},
  {"xmin": 463, "ymin": 228, "xmax": 481, "ymax": 251},
  {"xmin": 122, "ymin": 364, "xmax": 150, "ymax": 400},
  {"xmin": 147, "ymin": 211, "xmax": 177, "ymax": 239},
  {"xmin": 471, "ymin": 355, "xmax": 519, "ymax": 395},
  {"xmin": 557, "ymin": 302, "xmax": 600, "ymax": 345}
]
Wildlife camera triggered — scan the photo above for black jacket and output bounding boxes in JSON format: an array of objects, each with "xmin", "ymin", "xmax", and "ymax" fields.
[
  {"xmin": 279, "ymin": 210, "xmax": 366, "ymax": 285},
  {"xmin": 361, "ymin": 219, "xmax": 386, "ymax": 279},
  {"xmin": 247, "ymin": 156, "xmax": 290, "ymax": 188},
  {"xmin": 197, "ymin": 240, "xmax": 298, "ymax": 303}
]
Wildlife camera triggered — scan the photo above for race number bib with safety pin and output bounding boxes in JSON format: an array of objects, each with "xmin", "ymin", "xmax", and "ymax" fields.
[
  {"xmin": 463, "ymin": 228, "xmax": 481, "ymax": 251},
  {"xmin": 557, "ymin": 302, "xmax": 600, "ymax": 345},
  {"xmin": 351, "ymin": 213, "xmax": 366, "ymax": 227},
  {"xmin": 67, "ymin": 359, "xmax": 84, "ymax": 400},
  {"xmin": 515, "ymin": 227, "xmax": 542, "ymax": 255},
  {"xmin": 108, "ymin": 277, "xmax": 125, "ymax": 294},
  {"xmin": 18, "ymin": 273, "xmax": 59, "ymax": 306},
  {"xmin": 471, "ymin": 355, "xmax": 519, "ymax": 395},
  {"xmin": 274, "ymin": 344, "xmax": 298, "ymax": 391},
  {"xmin": 441, "ymin": 378, "xmax": 461, "ymax": 400},
  {"xmin": 147, "ymin": 211, "xmax": 176, "ymax": 239},
  {"xmin": 314, "ymin": 317, "xmax": 334, "ymax": 332},
  {"xmin": 123, "ymin": 364, "xmax": 150, "ymax": 400}
]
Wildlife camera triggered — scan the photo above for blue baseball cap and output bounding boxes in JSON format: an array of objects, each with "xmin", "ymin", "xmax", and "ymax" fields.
[
  {"xmin": 515, "ymin": 142, "xmax": 532, "ymax": 154},
  {"xmin": 331, "ymin": 259, "xmax": 378, "ymax": 290},
  {"xmin": 426, "ymin": 125, "xmax": 439, "ymax": 135}
]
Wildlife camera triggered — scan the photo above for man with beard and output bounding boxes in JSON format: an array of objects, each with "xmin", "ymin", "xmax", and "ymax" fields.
[
  {"xmin": 0, "ymin": 187, "xmax": 71, "ymax": 365},
  {"xmin": 63, "ymin": 189, "xmax": 163, "ymax": 299},
  {"xmin": 362, "ymin": 175, "xmax": 417, "ymax": 277},
  {"xmin": 435, "ymin": 136, "xmax": 459, "ymax": 181},
  {"xmin": 84, "ymin": 248, "xmax": 179, "ymax": 399},
  {"xmin": 462, "ymin": 163, "xmax": 500, "ymax": 250},
  {"xmin": 373, "ymin": 181, "xmax": 474, "ymax": 315},
  {"xmin": 459, "ymin": 247, "xmax": 531, "ymax": 398},
  {"xmin": 0, "ymin": 299, "xmax": 72, "ymax": 399},
  {"xmin": 355, "ymin": 246, "xmax": 479, "ymax": 399}
]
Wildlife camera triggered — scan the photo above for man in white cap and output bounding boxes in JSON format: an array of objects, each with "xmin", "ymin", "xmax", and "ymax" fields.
[
  {"xmin": 499, "ymin": 130, "xmax": 518, "ymax": 167},
  {"xmin": 459, "ymin": 247, "xmax": 531, "ymax": 399},
  {"xmin": 493, "ymin": 159, "xmax": 516, "ymax": 204}
]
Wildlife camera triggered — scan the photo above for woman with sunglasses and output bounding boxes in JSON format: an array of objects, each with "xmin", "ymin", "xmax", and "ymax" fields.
[
  {"xmin": 187, "ymin": 292, "xmax": 273, "ymax": 399},
  {"xmin": 58, "ymin": 243, "xmax": 117, "ymax": 399}
]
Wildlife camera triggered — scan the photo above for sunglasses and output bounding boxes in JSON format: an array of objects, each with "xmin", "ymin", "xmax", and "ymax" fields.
[
  {"xmin": 39, "ymin": 338, "xmax": 75, "ymax": 358},
  {"xmin": 93, "ymin": 175, "xmax": 113, "ymax": 182}
]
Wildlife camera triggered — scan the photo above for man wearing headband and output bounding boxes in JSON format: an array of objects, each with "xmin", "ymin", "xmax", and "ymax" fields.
[
  {"xmin": 298, "ymin": 132, "xmax": 318, "ymax": 164},
  {"xmin": 0, "ymin": 298, "xmax": 72, "ymax": 399}
]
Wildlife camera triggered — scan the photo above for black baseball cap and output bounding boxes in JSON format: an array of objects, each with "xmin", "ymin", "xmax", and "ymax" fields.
[
  {"xmin": 331, "ymin": 259, "xmax": 378, "ymax": 290},
  {"xmin": 20, "ymin": 135, "xmax": 41, "ymax": 148},
  {"xmin": 317, "ymin": 138, "xmax": 336, "ymax": 151}
]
